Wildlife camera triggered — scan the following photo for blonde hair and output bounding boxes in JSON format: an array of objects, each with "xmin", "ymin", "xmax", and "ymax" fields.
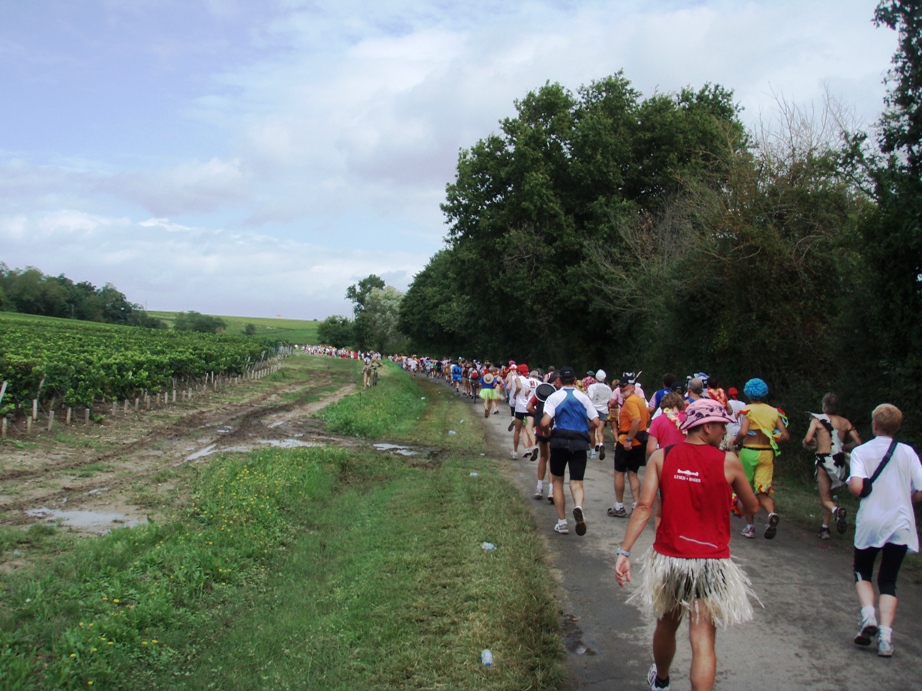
[{"xmin": 872, "ymin": 403, "xmax": 902, "ymax": 437}]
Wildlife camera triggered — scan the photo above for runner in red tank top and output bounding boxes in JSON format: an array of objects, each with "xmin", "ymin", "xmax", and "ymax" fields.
[{"xmin": 614, "ymin": 399, "xmax": 760, "ymax": 691}]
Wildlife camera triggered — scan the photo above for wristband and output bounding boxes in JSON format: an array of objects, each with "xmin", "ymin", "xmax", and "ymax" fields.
[{"xmin": 616, "ymin": 547, "xmax": 631, "ymax": 558}]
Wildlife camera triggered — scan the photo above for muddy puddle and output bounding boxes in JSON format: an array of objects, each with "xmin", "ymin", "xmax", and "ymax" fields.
[
  {"xmin": 373, "ymin": 443, "xmax": 421, "ymax": 456},
  {"xmin": 26, "ymin": 507, "xmax": 146, "ymax": 534}
]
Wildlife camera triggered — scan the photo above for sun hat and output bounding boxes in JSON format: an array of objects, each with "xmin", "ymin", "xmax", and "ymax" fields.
[
  {"xmin": 483, "ymin": 373, "xmax": 495, "ymax": 384},
  {"xmin": 595, "ymin": 369, "xmax": 607, "ymax": 381},
  {"xmin": 536, "ymin": 382, "xmax": 556, "ymax": 402},
  {"xmin": 680, "ymin": 398, "xmax": 733, "ymax": 431},
  {"xmin": 743, "ymin": 378, "xmax": 769, "ymax": 399}
]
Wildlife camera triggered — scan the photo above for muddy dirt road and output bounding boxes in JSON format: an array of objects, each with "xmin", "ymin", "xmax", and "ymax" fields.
[
  {"xmin": 0, "ymin": 356, "xmax": 355, "ymax": 544},
  {"xmin": 472, "ymin": 396, "xmax": 922, "ymax": 691}
]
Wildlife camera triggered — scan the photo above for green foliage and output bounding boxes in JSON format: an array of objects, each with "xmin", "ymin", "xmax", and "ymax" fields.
[
  {"xmin": 172, "ymin": 311, "xmax": 227, "ymax": 334},
  {"xmin": 0, "ymin": 312, "xmax": 280, "ymax": 408},
  {"xmin": 403, "ymin": 71, "xmax": 746, "ymax": 364},
  {"xmin": 0, "ymin": 264, "xmax": 158, "ymax": 327},
  {"xmin": 316, "ymin": 314, "xmax": 354, "ymax": 348},
  {"xmin": 242, "ymin": 323, "xmax": 257, "ymax": 336}
]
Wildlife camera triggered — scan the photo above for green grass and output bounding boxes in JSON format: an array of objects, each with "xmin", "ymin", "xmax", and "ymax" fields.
[
  {"xmin": 147, "ymin": 311, "xmax": 320, "ymax": 342},
  {"xmin": 0, "ymin": 359, "xmax": 563, "ymax": 690}
]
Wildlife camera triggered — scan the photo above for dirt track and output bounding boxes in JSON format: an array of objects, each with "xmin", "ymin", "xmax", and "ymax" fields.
[
  {"xmin": 469, "ymin": 394, "xmax": 922, "ymax": 691},
  {"xmin": 0, "ymin": 362, "xmax": 355, "ymax": 543}
]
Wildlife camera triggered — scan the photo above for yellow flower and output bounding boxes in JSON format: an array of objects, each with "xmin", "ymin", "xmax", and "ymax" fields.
[
  {"xmin": 113, "ymin": 599, "xmax": 120, "ymax": 604},
  {"xmin": 69, "ymin": 654, "xmax": 76, "ymax": 658}
]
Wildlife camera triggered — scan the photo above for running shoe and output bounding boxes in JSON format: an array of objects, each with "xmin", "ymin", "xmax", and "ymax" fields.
[
  {"xmin": 599, "ymin": 445, "xmax": 605, "ymax": 461},
  {"xmin": 529, "ymin": 447, "xmax": 539, "ymax": 462},
  {"xmin": 854, "ymin": 613, "xmax": 879, "ymax": 646},
  {"xmin": 510, "ymin": 450, "xmax": 518, "ymax": 459},
  {"xmin": 573, "ymin": 507, "xmax": 587, "ymax": 536},
  {"xmin": 764, "ymin": 512, "xmax": 780, "ymax": 539},
  {"xmin": 507, "ymin": 421, "xmax": 515, "ymax": 432},
  {"xmin": 835, "ymin": 506, "xmax": 848, "ymax": 534},
  {"xmin": 554, "ymin": 522, "xmax": 569, "ymax": 535},
  {"xmin": 589, "ymin": 450, "xmax": 597, "ymax": 459},
  {"xmin": 607, "ymin": 506, "xmax": 627, "ymax": 518},
  {"xmin": 817, "ymin": 527, "xmax": 831, "ymax": 540},
  {"xmin": 740, "ymin": 525, "xmax": 756, "ymax": 539},
  {"xmin": 547, "ymin": 494, "xmax": 554, "ymax": 503},
  {"xmin": 647, "ymin": 663, "xmax": 670, "ymax": 690},
  {"xmin": 534, "ymin": 489, "xmax": 544, "ymax": 500},
  {"xmin": 878, "ymin": 638, "xmax": 893, "ymax": 657}
]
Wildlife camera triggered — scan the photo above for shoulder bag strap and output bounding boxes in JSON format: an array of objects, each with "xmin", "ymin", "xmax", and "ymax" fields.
[{"xmin": 868, "ymin": 439, "xmax": 899, "ymax": 486}]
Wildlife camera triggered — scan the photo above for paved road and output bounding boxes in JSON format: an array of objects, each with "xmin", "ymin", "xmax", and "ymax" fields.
[{"xmin": 474, "ymin": 401, "xmax": 922, "ymax": 691}]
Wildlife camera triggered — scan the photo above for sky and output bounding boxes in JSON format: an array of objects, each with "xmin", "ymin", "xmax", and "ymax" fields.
[{"xmin": 0, "ymin": 0, "xmax": 900, "ymax": 320}]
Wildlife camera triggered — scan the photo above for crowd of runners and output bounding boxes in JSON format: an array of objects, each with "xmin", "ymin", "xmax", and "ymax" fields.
[
  {"xmin": 299, "ymin": 347, "xmax": 919, "ymax": 688},
  {"xmin": 385, "ymin": 355, "xmax": 922, "ymax": 691}
]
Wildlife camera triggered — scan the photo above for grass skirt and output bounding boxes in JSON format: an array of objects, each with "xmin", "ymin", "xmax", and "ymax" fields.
[
  {"xmin": 629, "ymin": 548, "xmax": 758, "ymax": 627},
  {"xmin": 479, "ymin": 388, "xmax": 503, "ymax": 401}
]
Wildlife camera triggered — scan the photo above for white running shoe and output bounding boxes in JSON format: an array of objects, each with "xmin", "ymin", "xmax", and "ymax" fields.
[{"xmin": 554, "ymin": 521, "xmax": 569, "ymax": 535}]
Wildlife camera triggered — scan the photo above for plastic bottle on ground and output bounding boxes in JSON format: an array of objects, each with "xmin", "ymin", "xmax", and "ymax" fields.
[{"xmin": 481, "ymin": 649, "xmax": 493, "ymax": 667}]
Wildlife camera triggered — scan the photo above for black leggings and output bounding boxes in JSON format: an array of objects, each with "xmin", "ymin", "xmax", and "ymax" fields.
[{"xmin": 853, "ymin": 543, "xmax": 909, "ymax": 597}]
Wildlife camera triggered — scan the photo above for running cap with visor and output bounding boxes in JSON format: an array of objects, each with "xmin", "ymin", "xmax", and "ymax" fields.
[
  {"xmin": 559, "ymin": 366, "xmax": 576, "ymax": 379},
  {"xmin": 680, "ymin": 399, "xmax": 733, "ymax": 431}
]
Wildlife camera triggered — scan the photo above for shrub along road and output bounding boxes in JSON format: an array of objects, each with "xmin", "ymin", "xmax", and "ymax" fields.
[{"xmin": 470, "ymin": 394, "xmax": 922, "ymax": 691}]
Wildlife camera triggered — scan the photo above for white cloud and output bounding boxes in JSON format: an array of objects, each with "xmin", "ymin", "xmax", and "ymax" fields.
[
  {"xmin": 0, "ymin": 0, "xmax": 900, "ymax": 319},
  {"xmin": 0, "ymin": 210, "xmax": 426, "ymax": 319}
]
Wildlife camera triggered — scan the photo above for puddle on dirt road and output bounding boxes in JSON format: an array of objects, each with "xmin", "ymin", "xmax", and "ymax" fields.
[
  {"xmin": 257, "ymin": 439, "xmax": 322, "ymax": 449},
  {"xmin": 26, "ymin": 507, "xmax": 146, "ymax": 534},
  {"xmin": 373, "ymin": 443, "xmax": 420, "ymax": 456},
  {"xmin": 184, "ymin": 444, "xmax": 218, "ymax": 461},
  {"xmin": 183, "ymin": 439, "xmax": 323, "ymax": 461},
  {"xmin": 562, "ymin": 614, "xmax": 596, "ymax": 656}
]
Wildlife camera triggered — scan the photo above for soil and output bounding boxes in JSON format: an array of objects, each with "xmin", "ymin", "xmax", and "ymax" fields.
[{"xmin": 0, "ymin": 364, "xmax": 356, "ymax": 541}]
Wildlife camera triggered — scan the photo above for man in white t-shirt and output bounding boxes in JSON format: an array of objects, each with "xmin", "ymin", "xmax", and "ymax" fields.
[{"xmin": 847, "ymin": 403, "xmax": 922, "ymax": 658}]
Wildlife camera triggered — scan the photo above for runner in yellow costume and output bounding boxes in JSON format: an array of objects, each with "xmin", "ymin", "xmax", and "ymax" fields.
[{"xmin": 732, "ymin": 378, "xmax": 789, "ymax": 539}]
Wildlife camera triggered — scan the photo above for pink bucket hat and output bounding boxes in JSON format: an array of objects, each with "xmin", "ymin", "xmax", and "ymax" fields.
[{"xmin": 680, "ymin": 398, "xmax": 733, "ymax": 431}]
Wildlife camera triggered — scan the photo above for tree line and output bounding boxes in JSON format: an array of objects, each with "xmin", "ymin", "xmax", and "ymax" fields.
[
  {"xmin": 0, "ymin": 264, "xmax": 165, "ymax": 329},
  {"xmin": 393, "ymin": 1, "xmax": 922, "ymax": 447},
  {"xmin": 0, "ymin": 265, "xmax": 240, "ymax": 335}
]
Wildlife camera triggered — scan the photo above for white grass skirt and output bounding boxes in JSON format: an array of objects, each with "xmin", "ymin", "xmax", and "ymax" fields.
[{"xmin": 629, "ymin": 548, "xmax": 759, "ymax": 627}]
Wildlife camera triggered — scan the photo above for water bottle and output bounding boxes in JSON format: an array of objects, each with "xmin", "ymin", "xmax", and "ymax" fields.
[
  {"xmin": 469, "ymin": 471, "xmax": 479, "ymax": 477},
  {"xmin": 481, "ymin": 649, "xmax": 493, "ymax": 667},
  {"xmin": 481, "ymin": 542, "xmax": 496, "ymax": 551}
]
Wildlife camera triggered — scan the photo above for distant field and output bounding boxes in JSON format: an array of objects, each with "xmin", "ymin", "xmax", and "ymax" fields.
[{"xmin": 147, "ymin": 311, "xmax": 320, "ymax": 343}]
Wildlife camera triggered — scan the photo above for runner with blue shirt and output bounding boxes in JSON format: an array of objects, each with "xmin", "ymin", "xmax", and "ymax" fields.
[{"xmin": 540, "ymin": 366, "xmax": 602, "ymax": 536}]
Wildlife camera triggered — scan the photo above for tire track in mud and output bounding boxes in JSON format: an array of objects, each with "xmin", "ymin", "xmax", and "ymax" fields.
[{"xmin": 0, "ymin": 379, "xmax": 356, "ymax": 521}]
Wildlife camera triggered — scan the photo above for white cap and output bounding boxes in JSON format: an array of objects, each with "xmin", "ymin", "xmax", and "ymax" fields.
[{"xmin": 595, "ymin": 369, "xmax": 607, "ymax": 381}]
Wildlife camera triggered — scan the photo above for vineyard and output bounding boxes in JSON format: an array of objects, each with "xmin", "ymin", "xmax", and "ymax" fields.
[{"xmin": 0, "ymin": 313, "xmax": 287, "ymax": 415}]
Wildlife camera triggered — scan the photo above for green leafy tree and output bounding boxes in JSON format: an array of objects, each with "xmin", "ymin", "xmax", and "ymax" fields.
[
  {"xmin": 346, "ymin": 274, "xmax": 386, "ymax": 349},
  {"xmin": 363, "ymin": 285, "xmax": 408, "ymax": 354},
  {"xmin": 317, "ymin": 315, "xmax": 353, "ymax": 348},
  {"xmin": 243, "ymin": 323, "xmax": 257, "ymax": 336},
  {"xmin": 431, "ymin": 72, "xmax": 745, "ymax": 364},
  {"xmin": 174, "ymin": 311, "xmax": 227, "ymax": 334}
]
